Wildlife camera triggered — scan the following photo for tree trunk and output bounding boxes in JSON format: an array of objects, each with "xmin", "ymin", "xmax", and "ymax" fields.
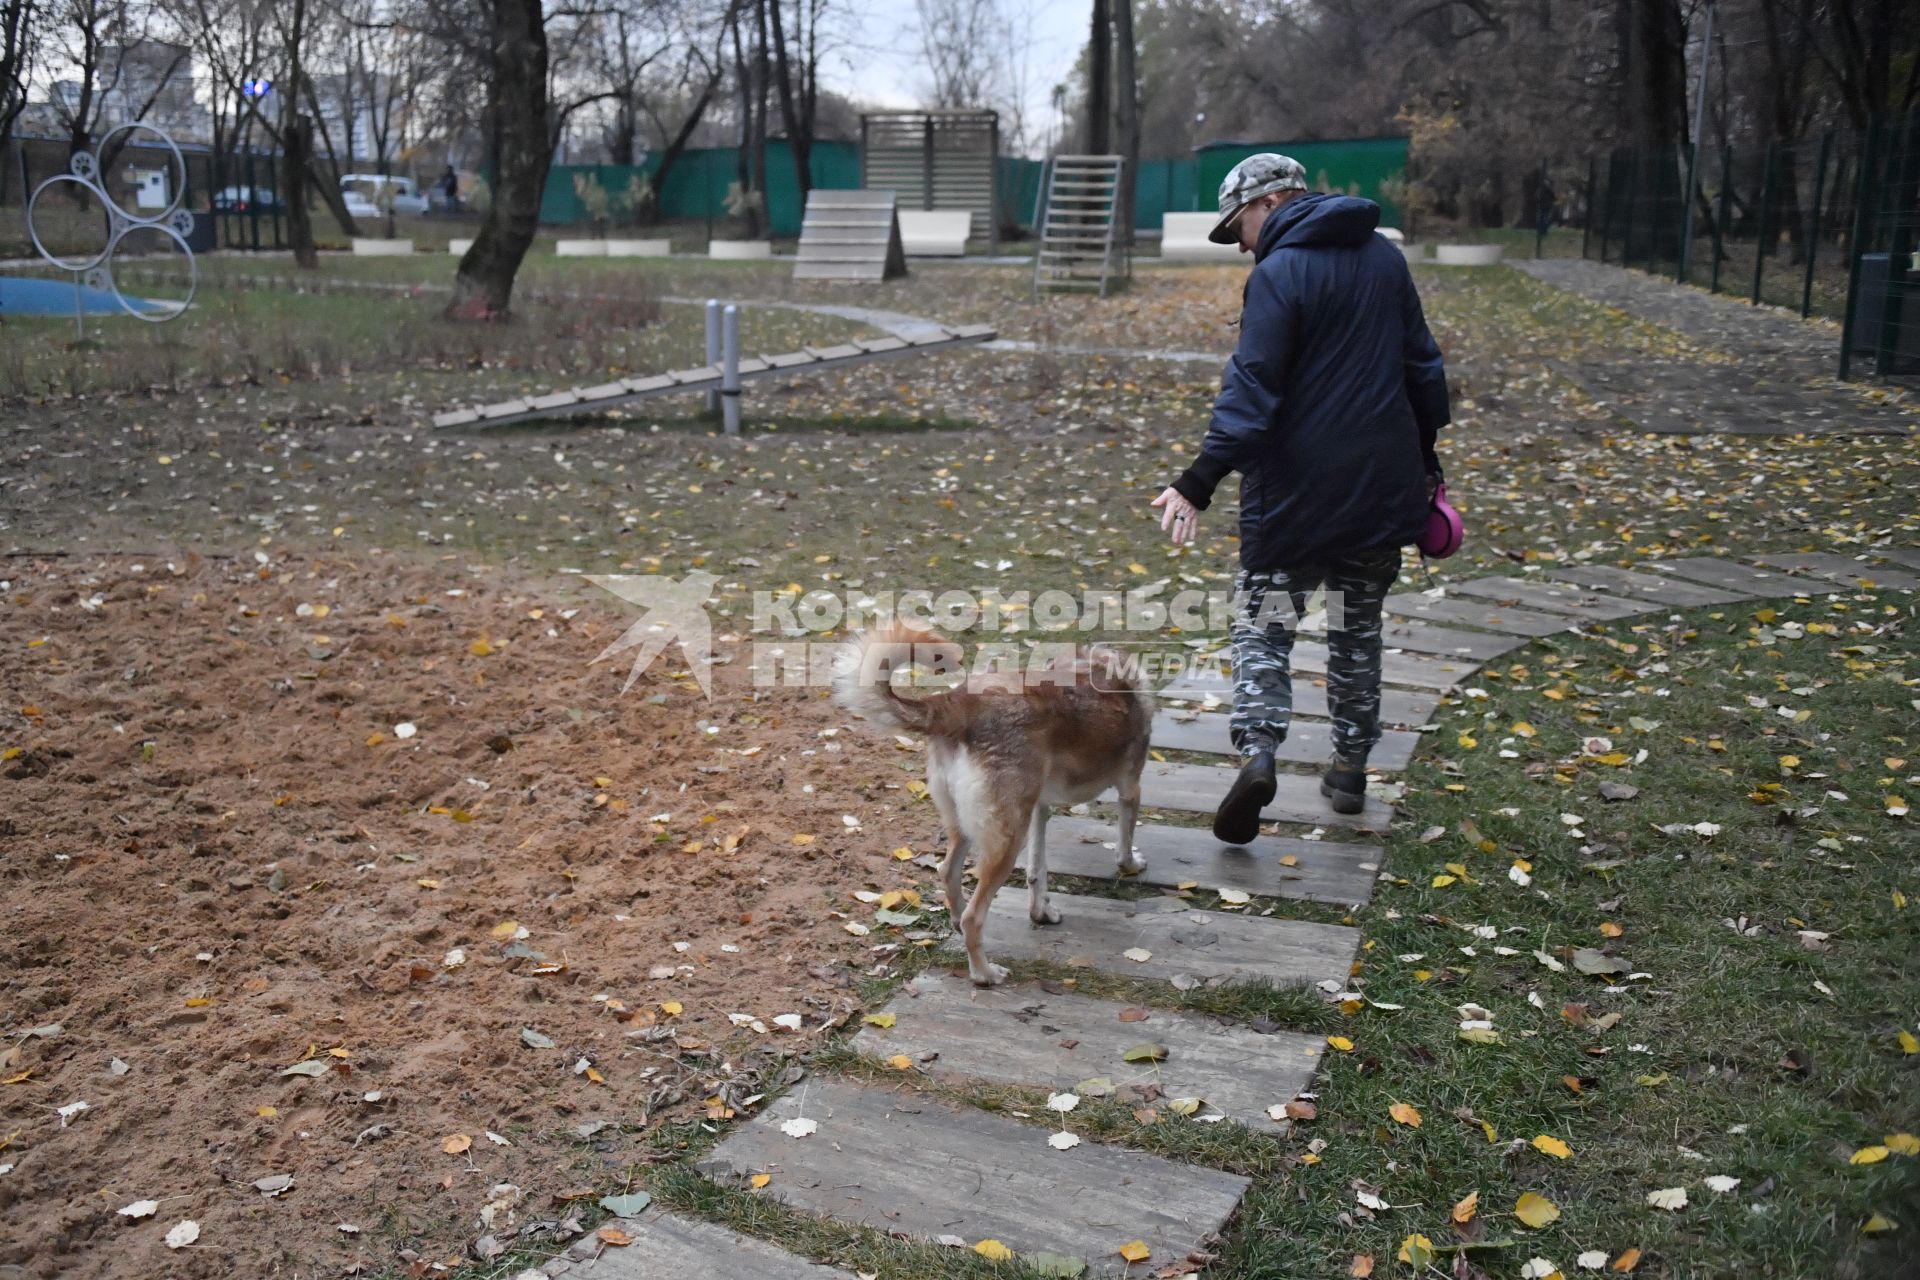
[
  {"xmin": 1111, "ymin": 0, "xmax": 1138, "ymax": 246},
  {"xmin": 1618, "ymin": 0, "xmax": 1687, "ymax": 152},
  {"xmin": 446, "ymin": 0, "xmax": 550, "ymax": 321},
  {"xmin": 643, "ymin": 74, "xmax": 720, "ymax": 224},
  {"xmin": 1086, "ymin": 0, "xmax": 1111, "ymax": 155},
  {"xmin": 283, "ymin": 0, "xmax": 318, "ymax": 268},
  {"xmin": 768, "ymin": 0, "xmax": 810, "ymax": 203}
]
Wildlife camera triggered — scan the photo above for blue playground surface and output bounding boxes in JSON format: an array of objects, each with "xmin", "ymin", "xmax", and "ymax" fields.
[{"xmin": 0, "ymin": 275, "xmax": 170, "ymax": 316}]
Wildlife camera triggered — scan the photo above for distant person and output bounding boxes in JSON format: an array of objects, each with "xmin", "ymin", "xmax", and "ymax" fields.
[
  {"xmin": 440, "ymin": 165, "xmax": 460, "ymax": 213},
  {"xmin": 1148, "ymin": 153, "xmax": 1451, "ymax": 840},
  {"xmin": 1536, "ymin": 175, "xmax": 1556, "ymax": 238}
]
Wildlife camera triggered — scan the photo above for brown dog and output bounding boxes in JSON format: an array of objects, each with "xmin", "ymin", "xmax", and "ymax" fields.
[{"xmin": 833, "ymin": 620, "xmax": 1153, "ymax": 985}]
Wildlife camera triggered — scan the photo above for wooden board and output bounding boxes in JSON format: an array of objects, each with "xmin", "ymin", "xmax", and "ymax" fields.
[
  {"xmin": 1161, "ymin": 640, "xmax": 1477, "ymax": 693},
  {"xmin": 1547, "ymin": 565, "xmax": 1750, "ymax": 607},
  {"xmin": 1157, "ymin": 673, "xmax": 1441, "ymax": 728},
  {"xmin": 1371, "ymin": 616, "xmax": 1530, "ymax": 660},
  {"xmin": 1384, "ymin": 593, "xmax": 1576, "ymax": 637},
  {"xmin": 851, "ymin": 971, "xmax": 1324, "ymax": 1131},
  {"xmin": 698, "ymin": 1077, "xmax": 1250, "ymax": 1275},
  {"xmin": 1445, "ymin": 575, "xmax": 1651, "ymax": 620},
  {"xmin": 1034, "ymin": 814, "xmax": 1381, "ymax": 906},
  {"xmin": 1150, "ymin": 709, "xmax": 1419, "ymax": 772},
  {"xmin": 543, "ymin": 1206, "xmax": 860, "ymax": 1279},
  {"xmin": 1744, "ymin": 551, "xmax": 1920, "ymax": 593},
  {"xmin": 972, "ymin": 889, "xmax": 1360, "ymax": 988},
  {"xmin": 1869, "ymin": 546, "xmax": 1920, "ymax": 571},
  {"xmin": 1646, "ymin": 557, "xmax": 1845, "ymax": 597},
  {"xmin": 1140, "ymin": 760, "xmax": 1392, "ymax": 832}
]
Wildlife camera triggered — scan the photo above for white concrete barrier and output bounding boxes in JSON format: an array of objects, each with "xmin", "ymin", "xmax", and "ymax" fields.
[
  {"xmin": 1158, "ymin": 212, "xmax": 1242, "ymax": 262},
  {"xmin": 1433, "ymin": 243, "xmax": 1504, "ymax": 266},
  {"xmin": 556, "ymin": 239, "xmax": 608, "ymax": 257},
  {"xmin": 605, "ymin": 238, "xmax": 673, "ymax": 258},
  {"xmin": 709, "ymin": 240, "xmax": 774, "ymax": 260},
  {"xmin": 352, "ymin": 238, "xmax": 415, "ymax": 256},
  {"xmin": 448, "ymin": 238, "xmax": 473, "ymax": 256},
  {"xmin": 898, "ymin": 210, "xmax": 970, "ymax": 256}
]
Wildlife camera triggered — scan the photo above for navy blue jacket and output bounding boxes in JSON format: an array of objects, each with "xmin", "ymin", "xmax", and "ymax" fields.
[{"xmin": 1170, "ymin": 193, "xmax": 1450, "ymax": 571}]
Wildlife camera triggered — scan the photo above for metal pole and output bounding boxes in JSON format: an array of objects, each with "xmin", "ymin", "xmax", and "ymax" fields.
[
  {"xmin": 720, "ymin": 303, "xmax": 741, "ymax": 435},
  {"xmin": 704, "ymin": 298, "xmax": 721, "ymax": 415},
  {"xmin": 1751, "ymin": 141, "xmax": 1776, "ymax": 305},
  {"xmin": 1837, "ymin": 118, "xmax": 1881, "ymax": 381},
  {"xmin": 1582, "ymin": 155, "xmax": 1595, "ymax": 259},
  {"xmin": 1678, "ymin": 0, "xmax": 1715, "ymax": 281},
  {"xmin": 1874, "ymin": 115, "xmax": 1918, "ymax": 376},
  {"xmin": 1711, "ymin": 145, "xmax": 1731, "ymax": 293},
  {"xmin": 1535, "ymin": 160, "xmax": 1547, "ymax": 259},
  {"xmin": 1801, "ymin": 132, "xmax": 1832, "ymax": 318},
  {"xmin": 1598, "ymin": 152, "xmax": 1616, "ymax": 263}
]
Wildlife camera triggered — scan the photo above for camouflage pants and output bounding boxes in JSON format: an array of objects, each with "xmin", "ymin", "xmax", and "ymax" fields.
[{"xmin": 1229, "ymin": 546, "xmax": 1401, "ymax": 765}]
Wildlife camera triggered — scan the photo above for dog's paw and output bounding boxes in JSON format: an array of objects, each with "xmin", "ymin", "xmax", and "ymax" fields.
[
  {"xmin": 970, "ymin": 961, "xmax": 1010, "ymax": 987},
  {"xmin": 1030, "ymin": 902, "xmax": 1063, "ymax": 926},
  {"xmin": 1117, "ymin": 854, "xmax": 1148, "ymax": 876}
]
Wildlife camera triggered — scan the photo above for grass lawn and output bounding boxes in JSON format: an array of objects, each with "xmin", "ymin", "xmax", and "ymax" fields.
[{"xmin": 1, "ymin": 248, "xmax": 1916, "ymax": 1278}]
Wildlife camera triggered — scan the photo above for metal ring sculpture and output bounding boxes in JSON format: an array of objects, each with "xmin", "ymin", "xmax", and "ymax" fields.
[{"xmin": 27, "ymin": 121, "xmax": 199, "ymax": 323}]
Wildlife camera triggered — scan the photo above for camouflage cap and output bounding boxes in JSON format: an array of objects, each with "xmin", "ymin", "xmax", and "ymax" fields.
[{"xmin": 1208, "ymin": 153, "xmax": 1309, "ymax": 244}]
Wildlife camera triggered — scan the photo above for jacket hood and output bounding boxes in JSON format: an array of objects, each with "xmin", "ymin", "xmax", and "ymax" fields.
[{"xmin": 1255, "ymin": 193, "xmax": 1382, "ymax": 260}]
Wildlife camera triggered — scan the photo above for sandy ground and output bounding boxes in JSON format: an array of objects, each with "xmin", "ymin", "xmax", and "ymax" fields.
[{"xmin": 0, "ymin": 550, "xmax": 941, "ymax": 1278}]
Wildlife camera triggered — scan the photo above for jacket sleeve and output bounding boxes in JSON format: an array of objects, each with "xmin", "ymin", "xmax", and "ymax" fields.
[
  {"xmin": 1401, "ymin": 269, "xmax": 1450, "ymax": 475},
  {"xmin": 1169, "ymin": 261, "xmax": 1297, "ymax": 511}
]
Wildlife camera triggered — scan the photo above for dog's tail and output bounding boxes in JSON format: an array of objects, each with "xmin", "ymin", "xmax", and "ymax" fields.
[{"xmin": 832, "ymin": 619, "xmax": 959, "ymax": 733}]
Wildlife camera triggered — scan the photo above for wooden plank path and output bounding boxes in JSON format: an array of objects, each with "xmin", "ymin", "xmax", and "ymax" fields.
[
  {"xmin": 1033, "ymin": 814, "xmax": 1382, "ymax": 904},
  {"xmin": 432, "ymin": 323, "xmax": 997, "ymax": 429},
  {"xmin": 538, "ymin": 551, "xmax": 1920, "ymax": 1273},
  {"xmin": 542, "ymin": 1205, "xmax": 860, "ymax": 1279},
  {"xmin": 973, "ymin": 890, "xmax": 1360, "ymax": 988},
  {"xmin": 1151, "ymin": 707, "xmax": 1419, "ymax": 771},
  {"xmin": 698, "ymin": 1077, "xmax": 1249, "ymax": 1275},
  {"xmin": 851, "ymin": 971, "xmax": 1325, "ymax": 1132}
]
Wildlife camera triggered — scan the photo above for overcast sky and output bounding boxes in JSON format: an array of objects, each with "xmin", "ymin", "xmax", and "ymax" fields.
[{"xmin": 816, "ymin": 0, "xmax": 1090, "ymax": 154}]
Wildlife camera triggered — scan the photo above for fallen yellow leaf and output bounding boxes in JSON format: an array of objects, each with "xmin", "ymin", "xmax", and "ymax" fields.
[
  {"xmin": 1852, "ymin": 1146, "xmax": 1891, "ymax": 1165},
  {"xmin": 1389, "ymin": 1101, "xmax": 1422, "ymax": 1127},
  {"xmin": 1612, "ymin": 1247, "xmax": 1642, "ymax": 1271},
  {"xmin": 1397, "ymin": 1234, "xmax": 1434, "ymax": 1267},
  {"xmin": 441, "ymin": 1133, "xmax": 472, "ymax": 1155},
  {"xmin": 660, "ymin": 1001, "xmax": 683, "ymax": 1016},
  {"xmin": 1515, "ymin": 1191, "xmax": 1561, "ymax": 1228},
  {"xmin": 885, "ymin": 1055, "xmax": 914, "ymax": 1070},
  {"xmin": 863, "ymin": 1012, "xmax": 896, "ymax": 1029},
  {"xmin": 974, "ymin": 1240, "xmax": 1014, "ymax": 1261},
  {"xmin": 1451, "ymin": 1189, "xmax": 1478, "ymax": 1223},
  {"xmin": 1899, "ymin": 1030, "xmax": 1919, "ymax": 1055},
  {"xmin": 1117, "ymin": 1240, "xmax": 1151, "ymax": 1263},
  {"xmin": 1326, "ymin": 1035, "xmax": 1354, "ymax": 1052},
  {"xmin": 1884, "ymin": 1133, "xmax": 1920, "ymax": 1156},
  {"xmin": 751, "ymin": 1173, "xmax": 771, "ymax": 1189},
  {"xmin": 489, "ymin": 921, "xmax": 521, "ymax": 940},
  {"xmin": 1862, "ymin": 1213, "xmax": 1896, "ymax": 1235},
  {"xmin": 1533, "ymin": 1134, "xmax": 1572, "ymax": 1159}
]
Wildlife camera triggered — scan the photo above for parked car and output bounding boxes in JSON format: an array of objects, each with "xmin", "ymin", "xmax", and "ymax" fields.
[
  {"xmin": 211, "ymin": 185, "xmax": 282, "ymax": 213},
  {"xmin": 340, "ymin": 174, "xmax": 430, "ymax": 218}
]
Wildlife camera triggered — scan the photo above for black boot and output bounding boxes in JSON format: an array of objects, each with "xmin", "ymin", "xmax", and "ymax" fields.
[
  {"xmin": 1213, "ymin": 749, "xmax": 1276, "ymax": 845},
  {"xmin": 1320, "ymin": 758, "xmax": 1367, "ymax": 815}
]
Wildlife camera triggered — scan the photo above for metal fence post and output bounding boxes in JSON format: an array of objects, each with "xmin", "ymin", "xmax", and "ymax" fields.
[
  {"xmin": 1711, "ymin": 146, "xmax": 1732, "ymax": 293},
  {"xmin": 1874, "ymin": 114, "xmax": 1918, "ymax": 376},
  {"xmin": 1628, "ymin": 151, "xmax": 1645, "ymax": 268},
  {"xmin": 1582, "ymin": 155, "xmax": 1596, "ymax": 259},
  {"xmin": 720, "ymin": 303, "xmax": 741, "ymax": 435},
  {"xmin": 1802, "ymin": 132, "xmax": 1833, "ymax": 318},
  {"xmin": 1838, "ymin": 117, "xmax": 1882, "ymax": 380},
  {"xmin": 704, "ymin": 299, "xmax": 721, "ymax": 415},
  {"xmin": 1599, "ymin": 153, "xmax": 1617, "ymax": 263},
  {"xmin": 1751, "ymin": 142, "xmax": 1777, "ymax": 304}
]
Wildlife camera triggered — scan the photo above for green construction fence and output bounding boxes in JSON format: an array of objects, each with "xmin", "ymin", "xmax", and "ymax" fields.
[{"xmin": 537, "ymin": 135, "xmax": 1406, "ymax": 235}]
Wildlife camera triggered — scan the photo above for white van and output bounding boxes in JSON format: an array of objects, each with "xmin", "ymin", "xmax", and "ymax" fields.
[{"xmin": 341, "ymin": 174, "xmax": 429, "ymax": 218}]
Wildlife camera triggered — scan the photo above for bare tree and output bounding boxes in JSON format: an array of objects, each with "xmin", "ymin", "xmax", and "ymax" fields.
[
  {"xmin": 0, "ymin": 0, "xmax": 35, "ymax": 203},
  {"xmin": 915, "ymin": 0, "xmax": 1002, "ymax": 108},
  {"xmin": 1112, "ymin": 0, "xmax": 1137, "ymax": 240},
  {"xmin": 767, "ymin": 0, "xmax": 825, "ymax": 201}
]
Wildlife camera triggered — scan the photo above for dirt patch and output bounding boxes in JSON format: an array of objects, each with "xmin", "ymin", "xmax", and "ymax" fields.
[{"xmin": 0, "ymin": 551, "xmax": 941, "ymax": 1278}]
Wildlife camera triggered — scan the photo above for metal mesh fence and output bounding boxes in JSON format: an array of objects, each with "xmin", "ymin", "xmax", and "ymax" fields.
[{"xmin": 1585, "ymin": 111, "xmax": 1920, "ymax": 378}]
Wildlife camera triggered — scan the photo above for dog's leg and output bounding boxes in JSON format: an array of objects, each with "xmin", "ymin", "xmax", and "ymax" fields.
[
  {"xmin": 960, "ymin": 811, "xmax": 1026, "ymax": 987},
  {"xmin": 938, "ymin": 829, "xmax": 969, "ymax": 921},
  {"xmin": 1026, "ymin": 802, "xmax": 1061, "ymax": 925},
  {"xmin": 1116, "ymin": 776, "xmax": 1147, "ymax": 875}
]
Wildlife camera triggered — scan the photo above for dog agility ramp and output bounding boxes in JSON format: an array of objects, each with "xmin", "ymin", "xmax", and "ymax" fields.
[
  {"xmin": 793, "ymin": 189, "xmax": 907, "ymax": 281},
  {"xmin": 430, "ymin": 322, "xmax": 995, "ymax": 429}
]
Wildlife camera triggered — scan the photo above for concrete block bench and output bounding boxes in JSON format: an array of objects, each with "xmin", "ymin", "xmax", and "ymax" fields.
[
  {"xmin": 605, "ymin": 239, "xmax": 672, "ymax": 257},
  {"xmin": 1159, "ymin": 212, "xmax": 1242, "ymax": 262},
  {"xmin": 1433, "ymin": 243, "xmax": 1504, "ymax": 266},
  {"xmin": 709, "ymin": 240, "xmax": 774, "ymax": 260},
  {"xmin": 352, "ymin": 238, "xmax": 414, "ymax": 256},
  {"xmin": 899, "ymin": 210, "xmax": 970, "ymax": 256}
]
